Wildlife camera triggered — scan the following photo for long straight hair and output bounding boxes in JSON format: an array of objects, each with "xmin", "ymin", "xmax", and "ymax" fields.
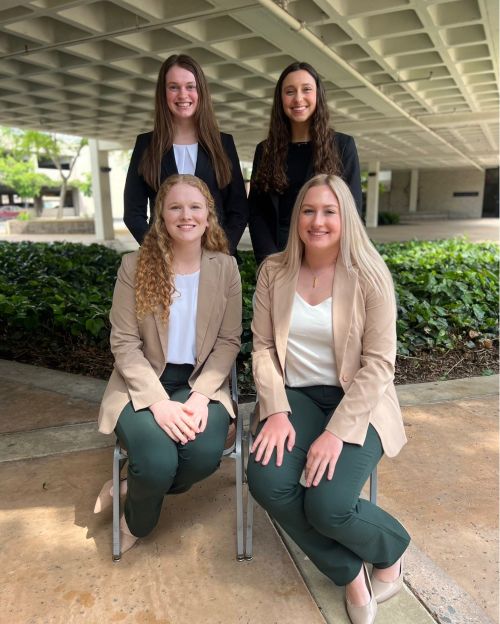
[
  {"xmin": 253, "ymin": 61, "xmax": 341, "ymax": 194},
  {"xmin": 270, "ymin": 175, "xmax": 393, "ymax": 298},
  {"xmin": 139, "ymin": 54, "xmax": 232, "ymax": 191}
]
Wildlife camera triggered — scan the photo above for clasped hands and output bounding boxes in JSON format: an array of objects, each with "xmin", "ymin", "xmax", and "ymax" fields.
[
  {"xmin": 251, "ymin": 412, "xmax": 343, "ymax": 487},
  {"xmin": 150, "ymin": 391, "xmax": 209, "ymax": 444}
]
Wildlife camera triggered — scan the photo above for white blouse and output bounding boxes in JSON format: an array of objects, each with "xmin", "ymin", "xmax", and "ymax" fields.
[
  {"xmin": 285, "ymin": 293, "xmax": 339, "ymax": 388},
  {"xmin": 167, "ymin": 271, "xmax": 200, "ymax": 365},
  {"xmin": 173, "ymin": 143, "xmax": 198, "ymax": 175}
]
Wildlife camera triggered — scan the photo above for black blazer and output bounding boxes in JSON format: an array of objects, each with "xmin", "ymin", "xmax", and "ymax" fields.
[
  {"xmin": 124, "ymin": 131, "xmax": 248, "ymax": 255},
  {"xmin": 248, "ymin": 132, "xmax": 362, "ymax": 264}
]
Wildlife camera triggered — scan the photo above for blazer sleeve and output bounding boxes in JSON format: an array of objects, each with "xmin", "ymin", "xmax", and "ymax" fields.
[
  {"xmin": 325, "ymin": 276, "xmax": 397, "ymax": 445},
  {"xmin": 337, "ymin": 134, "xmax": 362, "ymax": 215},
  {"xmin": 251, "ymin": 262, "xmax": 291, "ymax": 419},
  {"xmin": 248, "ymin": 142, "xmax": 279, "ymax": 264},
  {"xmin": 220, "ymin": 134, "xmax": 249, "ymax": 255},
  {"xmin": 191, "ymin": 257, "xmax": 242, "ymax": 398},
  {"xmin": 124, "ymin": 134, "xmax": 151, "ymax": 245},
  {"xmin": 109, "ymin": 254, "xmax": 170, "ymax": 410}
]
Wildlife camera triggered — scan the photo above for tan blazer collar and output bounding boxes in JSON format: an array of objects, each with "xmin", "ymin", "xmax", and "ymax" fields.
[{"xmin": 272, "ymin": 255, "xmax": 358, "ymax": 372}]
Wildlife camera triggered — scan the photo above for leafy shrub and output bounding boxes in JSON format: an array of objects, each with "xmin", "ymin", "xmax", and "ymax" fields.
[
  {"xmin": 378, "ymin": 211, "xmax": 400, "ymax": 225},
  {"xmin": 0, "ymin": 242, "xmax": 121, "ymax": 358},
  {"xmin": 0, "ymin": 239, "xmax": 497, "ymax": 392}
]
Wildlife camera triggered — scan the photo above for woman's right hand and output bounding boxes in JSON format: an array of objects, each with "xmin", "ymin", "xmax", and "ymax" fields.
[
  {"xmin": 150, "ymin": 399, "xmax": 197, "ymax": 444},
  {"xmin": 251, "ymin": 412, "xmax": 295, "ymax": 467}
]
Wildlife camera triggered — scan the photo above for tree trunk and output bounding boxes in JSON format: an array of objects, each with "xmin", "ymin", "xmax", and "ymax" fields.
[{"xmin": 57, "ymin": 181, "xmax": 67, "ymax": 219}]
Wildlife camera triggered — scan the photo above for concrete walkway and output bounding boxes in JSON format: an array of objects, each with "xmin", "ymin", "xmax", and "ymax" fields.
[
  {"xmin": 0, "ymin": 218, "xmax": 498, "ymax": 254},
  {"xmin": 0, "ymin": 360, "xmax": 497, "ymax": 624}
]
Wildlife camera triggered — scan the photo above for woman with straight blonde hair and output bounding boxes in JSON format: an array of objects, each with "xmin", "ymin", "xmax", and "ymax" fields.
[
  {"xmin": 95, "ymin": 174, "xmax": 242, "ymax": 555},
  {"xmin": 248, "ymin": 174, "xmax": 410, "ymax": 624}
]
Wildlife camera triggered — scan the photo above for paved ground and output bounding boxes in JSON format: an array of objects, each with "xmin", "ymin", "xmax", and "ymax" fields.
[{"xmin": 0, "ymin": 360, "xmax": 497, "ymax": 624}]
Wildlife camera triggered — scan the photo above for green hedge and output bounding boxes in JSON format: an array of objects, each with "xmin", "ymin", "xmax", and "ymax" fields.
[{"xmin": 0, "ymin": 239, "xmax": 498, "ymax": 379}]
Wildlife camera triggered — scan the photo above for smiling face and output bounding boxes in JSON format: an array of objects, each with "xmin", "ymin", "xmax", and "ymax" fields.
[
  {"xmin": 281, "ymin": 69, "xmax": 317, "ymax": 129},
  {"xmin": 298, "ymin": 184, "xmax": 341, "ymax": 254},
  {"xmin": 162, "ymin": 183, "xmax": 209, "ymax": 248},
  {"xmin": 165, "ymin": 65, "xmax": 199, "ymax": 122}
]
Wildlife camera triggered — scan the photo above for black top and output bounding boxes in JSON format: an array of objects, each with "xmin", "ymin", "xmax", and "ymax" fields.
[
  {"xmin": 123, "ymin": 131, "xmax": 249, "ymax": 255},
  {"xmin": 278, "ymin": 142, "xmax": 313, "ymax": 248},
  {"xmin": 248, "ymin": 132, "xmax": 362, "ymax": 264}
]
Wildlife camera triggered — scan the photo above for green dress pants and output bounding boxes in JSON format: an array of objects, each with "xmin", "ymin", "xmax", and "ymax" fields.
[
  {"xmin": 115, "ymin": 364, "xmax": 230, "ymax": 538},
  {"xmin": 247, "ymin": 385, "xmax": 410, "ymax": 586}
]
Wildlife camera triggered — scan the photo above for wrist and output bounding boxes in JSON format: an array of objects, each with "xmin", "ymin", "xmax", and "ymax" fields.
[{"xmin": 189, "ymin": 391, "xmax": 209, "ymax": 406}]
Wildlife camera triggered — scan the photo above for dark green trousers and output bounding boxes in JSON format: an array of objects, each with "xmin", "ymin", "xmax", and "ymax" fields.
[
  {"xmin": 115, "ymin": 364, "xmax": 230, "ymax": 538},
  {"xmin": 247, "ymin": 385, "xmax": 410, "ymax": 585}
]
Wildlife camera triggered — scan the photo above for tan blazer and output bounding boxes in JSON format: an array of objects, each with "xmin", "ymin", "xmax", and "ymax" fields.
[
  {"xmin": 251, "ymin": 257, "xmax": 407, "ymax": 457},
  {"xmin": 98, "ymin": 249, "xmax": 242, "ymax": 434}
]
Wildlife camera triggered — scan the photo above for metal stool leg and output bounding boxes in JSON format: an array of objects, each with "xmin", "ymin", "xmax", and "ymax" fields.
[
  {"xmin": 112, "ymin": 440, "xmax": 128, "ymax": 562},
  {"xmin": 369, "ymin": 466, "xmax": 378, "ymax": 505},
  {"xmin": 245, "ymin": 430, "xmax": 254, "ymax": 560},
  {"xmin": 235, "ymin": 408, "xmax": 244, "ymax": 560}
]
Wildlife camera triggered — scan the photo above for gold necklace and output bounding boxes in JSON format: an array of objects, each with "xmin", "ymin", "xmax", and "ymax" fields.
[{"xmin": 304, "ymin": 263, "xmax": 335, "ymax": 288}]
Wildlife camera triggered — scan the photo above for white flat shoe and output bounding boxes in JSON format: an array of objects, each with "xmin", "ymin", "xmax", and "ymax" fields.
[
  {"xmin": 371, "ymin": 557, "xmax": 404, "ymax": 603},
  {"xmin": 345, "ymin": 563, "xmax": 377, "ymax": 624}
]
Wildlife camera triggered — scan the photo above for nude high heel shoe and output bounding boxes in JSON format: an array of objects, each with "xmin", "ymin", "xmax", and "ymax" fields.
[
  {"xmin": 371, "ymin": 557, "xmax": 404, "ymax": 603},
  {"xmin": 345, "ymin": 563, "xmax": 377, "ymax": 624},
  {"xmin": 93, "ymin": 477, "xmax": 127, "ymax": 513}
]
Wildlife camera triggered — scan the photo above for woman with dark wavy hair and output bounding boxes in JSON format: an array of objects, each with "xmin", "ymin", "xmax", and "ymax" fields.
[
  {"xmin": 124, "ymin": 54, "xmax": 248, "ymax": 256},
  {"xmin": 249, "ymin": 61, "xmax": 362, "ymax": 264},
  {"xmin": 95, "ymin": 174, "xmax": 241, "ymax": 555}
]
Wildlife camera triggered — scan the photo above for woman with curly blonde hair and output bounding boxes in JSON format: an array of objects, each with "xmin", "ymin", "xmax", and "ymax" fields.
[{"xmin": 95, "ymin": 174, "xmax": 242, "ymax": 555}]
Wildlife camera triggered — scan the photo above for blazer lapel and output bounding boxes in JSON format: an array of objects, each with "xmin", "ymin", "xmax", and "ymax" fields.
[
  {"xmin": 273, "ymin": 269, "xmax": 299, "ymax": 371},
  {"xmin": 195, "ymin": 250, "xmax": 220, "ymax": 360},
  {"xmin": 332, "ymin": 259, "xmax": 357, "ymax": 371},
  {"xmin": 161, "ymin": 147, "xmax": 178, "ymax": 179},
  {"xmin": 153, "ymin": 307, "xmax": 168, "ymax": 363},
  {"xmin": 194, "ymin": 144, "xmax": 212, "ymax": 181}
]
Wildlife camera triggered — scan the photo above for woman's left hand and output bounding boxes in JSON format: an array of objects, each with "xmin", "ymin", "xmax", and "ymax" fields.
[
  {"xmin": 305, "ymin": 431, "xmax": 343, "ymax": 487},
  {"xmin": 184, "ymin": 392, "xmax": 210, "ymax": 433}
]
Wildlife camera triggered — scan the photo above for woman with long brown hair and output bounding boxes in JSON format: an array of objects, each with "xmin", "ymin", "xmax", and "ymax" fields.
[
  {"xmin": 95, "ymin": 174, "xmax": 242, "ymax": 554},
  {"xmin": 249, "ymin": 61, "xmax": 362, "ymax": 264},
  {"xmin": 124, "ymin": 54, "xmax": 248, "ymax": 256}
]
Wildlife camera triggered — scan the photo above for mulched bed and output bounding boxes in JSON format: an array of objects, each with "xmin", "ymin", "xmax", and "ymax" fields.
[{"xmin": 2, "ymin": 341, "xmax": 497, "ymax": 391}]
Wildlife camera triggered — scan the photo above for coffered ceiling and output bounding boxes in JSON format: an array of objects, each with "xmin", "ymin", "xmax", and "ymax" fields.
[{"xmin": 0, "ymin": 0, "xmax": 498, "ymax": 169}]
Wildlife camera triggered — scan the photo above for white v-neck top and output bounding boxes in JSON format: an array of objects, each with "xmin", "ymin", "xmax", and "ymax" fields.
[
  {"xmin": 167, "ymin": 271, "xmax": 200, "ymax": 365},
  {"xmin": 173, "ymin": 143, "xmax": 198, "ymax": 175},
  {"xmin": 285, "ymin": 292, "xmax": 339, "ymax": 388}
]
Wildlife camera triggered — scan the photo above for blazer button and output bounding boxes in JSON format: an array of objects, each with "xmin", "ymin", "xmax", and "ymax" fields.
[{"xmin": 341, "ymin": 374, "xmax": 349, "ymax": 382}]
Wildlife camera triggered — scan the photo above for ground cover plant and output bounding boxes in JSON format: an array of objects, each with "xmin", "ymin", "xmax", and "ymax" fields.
[{"xmin": 0, "ymin": 239, "xmax": 497, "ymax": 393}]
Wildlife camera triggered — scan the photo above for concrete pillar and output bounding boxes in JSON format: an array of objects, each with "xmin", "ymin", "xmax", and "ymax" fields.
[
  {"xmin": 409, "ymin": 169, "xmax": 419, "ymax": 213},
  {"xmin": 365, "ymin": 160, "xmax": 380, "ymax": 228},
  {"xmin": 89, "ymin": 138, "xmax": 114, "ymax": 240}
]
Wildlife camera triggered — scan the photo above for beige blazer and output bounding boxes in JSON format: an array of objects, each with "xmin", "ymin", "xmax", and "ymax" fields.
[
  {"xmin": 98, "ymin": 249, "xmax": 242, "ymax": 434},
  {"xmin": 251, "ymin": 257, "xmax": 407, "ymax": 457}
]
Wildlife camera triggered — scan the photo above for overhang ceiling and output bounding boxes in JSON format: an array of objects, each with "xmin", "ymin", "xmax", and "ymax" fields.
[{"xmin": 0, "ymin": 0, "xmax": 498, "ymax": 170}]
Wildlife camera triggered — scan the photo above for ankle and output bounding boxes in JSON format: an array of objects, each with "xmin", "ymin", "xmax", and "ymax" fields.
[
  {"xmin": 373, "ymin": 558, "xmax": 401, "ymax": 583},
  {"xmin": 346, "ymin": 566, "xmax": 370, "ymax": 607}
]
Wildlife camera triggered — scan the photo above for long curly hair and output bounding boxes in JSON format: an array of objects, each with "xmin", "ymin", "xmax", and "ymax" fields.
[
  {"xmin": 139, "ymin": 54, "xmax": 232, "ymax": 191},
  {"xmin": 135, "ymin": 174, "xmax": 229, "ymax": 322},
  {"xmin": 253, "ymin": 61, "xmax": 342, "ymax": 194}
]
